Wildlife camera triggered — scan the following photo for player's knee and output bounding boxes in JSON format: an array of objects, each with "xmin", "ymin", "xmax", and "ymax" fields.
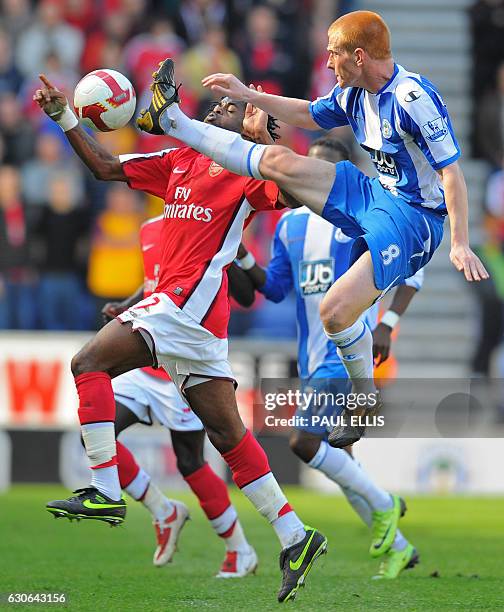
[
  {"xmin": 71, "ymin": 345, "xmax": 103, "ymax": 377},
  {"xmin": 205, "ymin": 424, "xmax": 243, "ymax": 454},
  {"xmin": 289, "ymin": 433, "xmax": 319, "ymax": 463},
  {"xmin": 260, "ymin": 145, "xmax": 295, "ymax": 181},
  {"xmin": 319, "ymin": 294, "xmax": 351, "ymax": 334},
  {"xmin": 176, "ymin": 453, "xmax": 204, "ymax": 477},
  {"xmin": 174, "ymin": 444, "xmax": 204, "ymax": 477}
]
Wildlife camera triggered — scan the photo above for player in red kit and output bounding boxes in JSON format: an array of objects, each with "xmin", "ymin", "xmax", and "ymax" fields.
[
  {"xmin": 34, "ymin": 67, "xmax": 327, "ymax": 603},
  {"xmin": 104, "ymin": 215, "xmax": 258, "ymax": 576}
]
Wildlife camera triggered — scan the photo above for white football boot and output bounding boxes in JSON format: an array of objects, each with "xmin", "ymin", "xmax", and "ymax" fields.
[
  {"xmin": 216, "ymin": 546, "xmax": 258, "ymax": 578},
  {"xmin": 152, "ymin": 500, "xmax": 190, "ymax": 566}
]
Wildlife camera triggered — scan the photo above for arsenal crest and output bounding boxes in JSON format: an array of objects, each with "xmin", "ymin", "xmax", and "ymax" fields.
[{"xmin": 209, "ymin": 161, "xmax": 224, "ymax": 177}]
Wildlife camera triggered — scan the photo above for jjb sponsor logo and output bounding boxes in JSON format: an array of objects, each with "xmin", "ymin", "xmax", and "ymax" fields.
[
  {"xmin": 422, "ymin": 116, "xmax": 448, "ymax": 142},
  {"xmin": 369, "ymin": 149, "xmax": 398, "ymax": 178},
  {"xmin": 299, "ymin": 259, "xmax": 334, "ymax": 296}
]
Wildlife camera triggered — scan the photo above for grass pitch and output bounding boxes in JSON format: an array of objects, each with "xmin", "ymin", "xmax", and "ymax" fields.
[{"xmin": 0, "ymin": 486, "xmax": 503, "ymax": 611}]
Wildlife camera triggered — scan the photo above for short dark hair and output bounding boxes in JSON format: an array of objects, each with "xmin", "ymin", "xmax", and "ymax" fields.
[{"xmin": 308, "ymin": 137, "xmax": 351, "ymax": 161}]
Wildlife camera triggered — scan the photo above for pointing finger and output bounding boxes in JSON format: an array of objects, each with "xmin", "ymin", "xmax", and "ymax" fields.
[{"xmin": 39, "ymin": 73, "xmax": 55, "ymax": 90}]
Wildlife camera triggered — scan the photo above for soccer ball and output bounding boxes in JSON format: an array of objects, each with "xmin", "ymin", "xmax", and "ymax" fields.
[{"xmin": 74, "ymin": 69, "xmax": 136, "ymax": 132}]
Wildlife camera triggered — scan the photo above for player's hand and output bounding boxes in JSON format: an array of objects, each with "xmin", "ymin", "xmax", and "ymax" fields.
[
  {"xmin": 33, "ymin": 74, "xmax": 69, "ymax": 121},
  {"xmin": 101, "ymin": 301, "xmax": 126, "ymax": 324},
  {"xmin": 237, "ymin": 243, "xmax": 248, "ymax": 259},
  {"xmin": 450, "ymin": 243, "xmax": 489, "ymax": 282},
  {"xmin": 201, "ymin": 73, "xmax": 253, "ymax": 101},
  {"xmin": 372, "ymin": 323, "xmax": 392, "ymax": 366},
  {"xmin": 242, "ymin": 85, "xmax": 272, "ymax": 144}
]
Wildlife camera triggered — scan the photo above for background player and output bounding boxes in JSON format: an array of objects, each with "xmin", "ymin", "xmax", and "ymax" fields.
[
  {"xmin": 101, "ymin": 214, "xmax": 257, "ymax": 577},
  {"xmin": 34, "ymin": 75, "xmax": 327, "ymax": 603},
  {"xmin": 139, "ymin": 11, "xmax": 489, "ymax": 448},
  {"xmin": 234, "ymin": 137, "xmax": 420, "ymax": 579}
]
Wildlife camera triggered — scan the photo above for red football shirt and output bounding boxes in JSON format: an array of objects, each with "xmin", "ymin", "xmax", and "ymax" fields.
[{"xmin": 120, "ymin": 146, "xmax": 281, "ymax": 338}]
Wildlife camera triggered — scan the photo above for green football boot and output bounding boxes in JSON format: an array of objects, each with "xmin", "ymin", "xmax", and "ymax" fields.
[
  {"xmin": 277, "ymin": 526, "xmax": 328, "ymax": 603},
  {"xmin": 46, "ymin": 487, "xmax": 126, "ymax": 526},
  {"xmin": 372, "ymin": 543, "xmax": 419, "ymax": 579},
  {"xmin": 370, "ymin": 494, "xmax": 406, "ymax": 558}
]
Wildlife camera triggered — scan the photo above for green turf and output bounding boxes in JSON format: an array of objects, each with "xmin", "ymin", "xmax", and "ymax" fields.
[{"xmin": 0, "ymin": 486, "xmax": 503, "ymax": 611}]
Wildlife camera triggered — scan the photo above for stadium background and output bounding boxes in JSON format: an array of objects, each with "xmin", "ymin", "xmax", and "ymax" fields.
[{"xmin": 0, "ymin": 2, "xmax": 503, "ymax": 607}]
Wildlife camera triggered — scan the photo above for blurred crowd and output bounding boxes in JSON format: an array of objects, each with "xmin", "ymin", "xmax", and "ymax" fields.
[
  {"xmin": 0, "ymin": 0, "xmax": 347, "ymax": 335},
  {"xmin": 469, "ymin": 0, "xmax": 504, "ymax": 382}
]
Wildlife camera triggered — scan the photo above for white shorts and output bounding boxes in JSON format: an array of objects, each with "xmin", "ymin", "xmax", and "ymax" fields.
[
  {"xmin": 117, "ymin": 292, "xmax": 235, "ymax": 393},
  {"xmin": 112, "ymin": 368, "xmax": 204, "ymax": 431}
]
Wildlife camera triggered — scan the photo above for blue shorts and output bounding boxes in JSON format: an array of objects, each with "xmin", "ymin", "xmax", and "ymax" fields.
[
  {"xmin": 295, "ymin": 363, "xmax": 350, "ymax": 436},
  {"xmin": 322, "ymin": 161, "xmax": 445, "ymax": 292}
]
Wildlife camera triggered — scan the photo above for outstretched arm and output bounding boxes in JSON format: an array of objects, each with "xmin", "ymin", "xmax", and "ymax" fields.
[
  {"xmin": 202, "ymin": 73, "xmax": 319, "ymax": 130},
  {"xmin": 441, "ymin": 162, "xmax": 489, "ymax": 282},
  {"xmin": 33, "ymin": 74, "xmax": 126, "ymax": 181}
]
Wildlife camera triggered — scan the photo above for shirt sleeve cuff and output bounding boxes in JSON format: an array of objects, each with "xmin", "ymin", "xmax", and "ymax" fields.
[{"xmin": 432, "ymin": 150, "xmax": 460, "ymax": 170}]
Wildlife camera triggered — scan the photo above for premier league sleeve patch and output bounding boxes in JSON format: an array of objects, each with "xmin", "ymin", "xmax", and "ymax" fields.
[{"xmin": 421, "ymin": 116, "xmax": 448, "ymax": 142}]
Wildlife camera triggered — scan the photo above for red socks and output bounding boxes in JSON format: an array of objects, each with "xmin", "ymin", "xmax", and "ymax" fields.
[
  {"xmin": 222, "ymin": 429, "xmax": 271, "ymax": 488},
  {"xmin": 116, "ymin": 441, "xmax": 140, "ymax": 489},
  {"xmin": 75, "ymin": 372, "xmax": 116, "ymax": 425},
  {"xmin": 185, "ymin": 462, "xmax": 231, "ymax": 520}
]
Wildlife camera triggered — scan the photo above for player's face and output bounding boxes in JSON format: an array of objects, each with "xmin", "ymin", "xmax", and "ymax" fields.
[
  {"xmin": 326, "ymin": 37, "xmax": 362, "ymax": 88},
  {"xmin": 308, "ymin": 145, "xmax": 345, "ymax": 165},
  {"xmin": 204, "ymin": 98, "xmax": 246, "ymax": 133}
]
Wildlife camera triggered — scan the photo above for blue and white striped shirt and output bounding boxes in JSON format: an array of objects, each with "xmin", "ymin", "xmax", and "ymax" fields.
[
  {"xmin": 309, "ymin": 63, "xmax": 460, "ymax": 214},
  {"xmin": 259, "ymin": 208, "xmax": 423, "ymax": 379}
]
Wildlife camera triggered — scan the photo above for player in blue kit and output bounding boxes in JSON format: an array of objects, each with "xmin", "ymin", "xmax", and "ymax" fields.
[
  {"xmin": 235, "ymin": 136, "xmax": 421, "ymax": 578},
  {"xmin": 135, "ymin": 10, "xmax": 489, "ymax": 448}
]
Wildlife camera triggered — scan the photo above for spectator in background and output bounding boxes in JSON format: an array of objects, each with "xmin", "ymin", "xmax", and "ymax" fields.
[
  {"xmin": 0, "ymin": 92, "xmax": 35, "ymax": 166},
  {"xmin": 15, "ymin": 0, "xmax": 84, "ymax": 78},
  {"xmin": 87, "ymin": 183, "xmax": 145, "ymax": 328},
  {"xmin": 63, "ymin": 0, "xmax": 98, "ymax": 34},
  {"xmin": 0, "ymin": 166, "xmax": 37, "ymax": 329},
  {"xmin": 177, "ymin": 0, "xmax": 226, "ymax": 45},
  {"xmin": 0, "ymin": 30, "xmax": 23, "ymax": 95},
  {"xmin": 240, "ymin": 5, "xmax": 292, "ymax": 96},
  {"xmin": 476, "ymin": 61, "xmax": 504, "ymax": 167},
  {"xmin": 472, "ymin": 162, "xmax": 504, "ymax": 377},
  {"xmin": 124, "ymin": 18, "xmax": 185, "ymax": 93},
  {"xmin": 469, "ymin": 0, "xmax": 504, "ymax": 98},
  {"xmin": 309, "ymin": 22, "xmax": 338, "ymax": 102},
  {"xmin": 80, "ymin": 11, "xmax": 133, "ymax": 74},
  {"xmin": 34, "ymin": 175, "xmax": 90, "ymax": 331},
  {"xmin": 22, "ymin": 127, "xmax": 84, "ymax": 207},
  {"xmin": 182, "ymin": 25, "xmax": 242, "ymax": 116},
  {"xmin": 0, "ymin": 0, "xmax": 32, "ymax": 43}
]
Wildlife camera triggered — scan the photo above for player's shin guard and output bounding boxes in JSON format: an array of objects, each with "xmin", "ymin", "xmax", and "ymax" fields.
[
  {"xmin": 76, "ymin": 372, "xmax": 121, "ymax": 500},
  {"xmin": 159, "ymin": 106, "xmax": 266, "ymax": 179},
  {"xmin": 184, "ymin": 463, "xmax": 249, "ymax": 552},
  {"xmin": 325, "ymin": 320, "xmax": 375, "ymax": 392},
  {"xmin": 309, "ymin": 441, "xmax": 392, "ymax": 511},
  {"xmin": 116, "ymin": 440, "xmax": 175, "ymax": 520},
  {"xmin": 222, "ymin": 430, "xmax": 305, "ymax": 548},
  {"xmin": 116, "ymin": 440, "xmax": 149, "ymax": 495}
]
